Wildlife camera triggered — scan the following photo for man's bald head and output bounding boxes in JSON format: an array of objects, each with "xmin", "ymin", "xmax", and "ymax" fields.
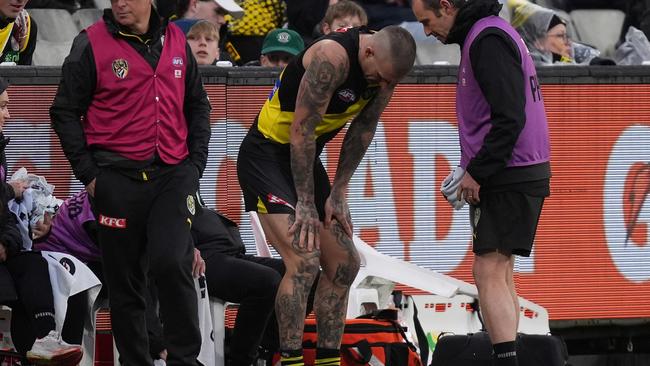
[{"xmin": 372, "ymin": 25, "xmax": 417, "ymax": 81}]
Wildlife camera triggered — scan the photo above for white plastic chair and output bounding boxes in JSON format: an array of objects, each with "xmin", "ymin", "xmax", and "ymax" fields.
[
  {"xmin": 209, "ymin": 297, "xmax": 226, "ymax": 366},
  {"xmin": 570, "ymin": 9, "xmax": 625, "ymax": 57},
  {"xmin": 249, "ymin": 212, "xmax": 272, "ymax": 258}
]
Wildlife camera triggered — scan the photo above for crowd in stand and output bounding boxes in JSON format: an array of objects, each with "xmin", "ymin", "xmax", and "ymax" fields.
[{"xmin": 2, "ymin": 0, "xmax": 650, "ymax": 67}]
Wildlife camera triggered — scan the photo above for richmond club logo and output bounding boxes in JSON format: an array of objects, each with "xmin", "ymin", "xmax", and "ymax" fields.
[{"xmin": 112, "ymin": 59, "xmax": 129, "ymax": 79}]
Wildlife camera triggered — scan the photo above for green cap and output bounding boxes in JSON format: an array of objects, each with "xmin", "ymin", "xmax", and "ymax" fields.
[{"xmin": 261, "ymin": 29, "xmax": 305, "ymax": 56}]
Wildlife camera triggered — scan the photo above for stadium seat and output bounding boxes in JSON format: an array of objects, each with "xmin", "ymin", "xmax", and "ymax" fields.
[
  {"xmin": 499, "ymin": 1, "xmax": 511, "ymax": 23},
  {"xmin": 32, "ymin": 40, "xmax": 72, "ymax": 66},
  {"xmin": 209, "ymin": 297, "xmax": 226, "ymax": 366},
  {"xmin": 28, "ymin": 9, "xmax": 79, "ymax": 42},
  {"xmin": 93, "ymin": 0, "xmax": 111, "ymax": 9},
  {"xmin": 414, "ymin": 42, "xmax": 460, "ymax": 66},
  {"xmin": 570, "ymin": 9, "xmax": 625, "ymax": 57},
  {"xmin": 73, "ymin": 8, "xmax": 103, "ymax": 31},
  {"xmin": 532, "ymin": 0, "xmax": 554, "ymax": 8},
  {"xmin": 250, "ymin": 212, "xmax": 272, "ymax": 258}
]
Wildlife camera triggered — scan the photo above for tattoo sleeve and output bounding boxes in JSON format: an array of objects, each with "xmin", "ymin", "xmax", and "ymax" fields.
[
  {"xmin": 332, "ymin": 87, "xmax": 394, "ymax": 192},
  {"xmin": 290, "ymin": 44, "xmax": 349, "ymax": 203}
]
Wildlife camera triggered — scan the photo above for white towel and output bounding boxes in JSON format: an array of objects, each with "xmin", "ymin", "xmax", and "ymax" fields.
[
  {"xmin": 196, "ymin": 276, "xmax": 216, "ymax": 366},
  {"xmin": 440, "ymin": 166, "xmax": 466, "ymax": 210}
]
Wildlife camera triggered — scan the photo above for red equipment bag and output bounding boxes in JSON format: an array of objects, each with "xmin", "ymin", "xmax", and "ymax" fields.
[{"xmin": 299, "ymin": 310, "xmax": 423, "ymax": 366}]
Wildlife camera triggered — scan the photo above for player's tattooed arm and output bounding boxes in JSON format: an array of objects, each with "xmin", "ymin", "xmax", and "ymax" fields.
[
  {"xmin": 289, "ymin": 40, "xmax": 349, "ymax": 249},
  {"xmin": 332, "ymin": 86, "xmax": 394, "ymax": 193},
  {"xmin": 290, "ymin": 41, "xmax": 349, "ymax": 203},
  {"xmin": 324, "ymin": 86, "xmax": 394, "ymax": 237}
]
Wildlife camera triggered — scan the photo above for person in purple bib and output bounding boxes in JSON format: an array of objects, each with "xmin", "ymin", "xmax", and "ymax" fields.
[
  {"xmin": 50, "ymin": 0, "xmax": 211, "ymax": 363},
  {"xmin": 412, "ymin": 1, "xmax": 551, "ymax": 365}
]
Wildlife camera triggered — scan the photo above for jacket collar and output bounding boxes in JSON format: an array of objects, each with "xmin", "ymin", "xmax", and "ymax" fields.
[
  {"xmin": 446, "ymin": 0, "xmax": 502, "ymax": 47},
  {"xmin": 102, "ymin": 7, "xmax": 163, "ymax": 44}
]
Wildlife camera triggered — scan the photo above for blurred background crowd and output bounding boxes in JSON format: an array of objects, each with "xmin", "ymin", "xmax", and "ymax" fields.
[{"xmin": 2, "ymin": 0, "xmax": 649, "ymax": 67}]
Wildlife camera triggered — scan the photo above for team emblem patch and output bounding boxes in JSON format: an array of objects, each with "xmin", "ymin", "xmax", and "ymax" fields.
[
  {"xmin": 175, "ymin": 69, "xmax": 182, "ymax": 78},
  {"xmin": 337, "ymin": 89, "xmax": 356, "ymax": 103},
  {"xmin": 172, "ymin": 56, "xmax": 183, "ymax": 66},
  {"xmin": 276, "ymin": 31, "xmax": 291, "ymax": 43},
  {"xmin": 112, "ymin": 59, "xmax": 129, "ymax": 79},
  {"xmin": 187, "ymin": 194, "xmax": 196, "ymax": 215}
]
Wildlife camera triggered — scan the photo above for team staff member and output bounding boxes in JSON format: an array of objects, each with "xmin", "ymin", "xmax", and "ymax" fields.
[
  {"xmin": 411, "ymin": 1, "xmax": 551, "ymax": 365},
  {"xmin": 49, "ymin": 0, "xmax": 211, "ymax": 362},
  {"xmin": 237, "ymin": 25, "xmax": 416, "ymax": 366}
]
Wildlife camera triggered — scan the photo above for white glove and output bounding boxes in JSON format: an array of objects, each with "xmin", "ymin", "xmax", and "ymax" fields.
[{"xmin": 440, "ymin": 166, "xmax": 466, "ymax": 210}]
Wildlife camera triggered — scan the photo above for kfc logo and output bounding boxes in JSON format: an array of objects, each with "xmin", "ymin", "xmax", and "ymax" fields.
[{"xmin": 99, "ymin": 214, "xmax": 127, "ymax": 229}]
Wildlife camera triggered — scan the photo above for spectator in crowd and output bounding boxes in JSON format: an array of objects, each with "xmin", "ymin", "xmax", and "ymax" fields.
[
  {"xmin": 509, "ymin": 0, "xmax": 607, "ymax": 65},
  {"xmin": 0, "ymin": 0, "xmax": 37, "ymax": 64},
  {"xmin": 357, "ymin": 0, "xmax": 415, "ymax": 30},
  {"xmin": 320, "ymin": 0, "xmax": 368, "ymax": 35},
  {"xmin": 175, "ymin": 0, "xmax": 244, "ymax": 34},
  {"xmin": 174, "ymin": 0, "xmax": 243, "ymax": 63},
  {"xmin": 49, "ymin": 0, "xmax": 211, "ymax": 362},
  {"xmin": 286, "ymin": 0, "xmax": 332, "ymax": 45},
  {"xmin": 541, "ymin": 0, "xmax": 625, "ymax": 12},
  {"xmin": 620, "ymin": 0, "xmax": 650, "ymax": 43},
  {"xmin": 411, "ymin": 1, "xmax": 551, "ymax": 366},
  {"xmin": 227, "ymin": 0, "xmax": 286, "ymax": 65},
  {"xmin": 245, "ymin": 28, "xmax": 305, "ymax": 67},
  {"xmin": 237, "ymin": 25, "xmax": 415, "ymax": 366},
  {"xmin": 509, "ymin": 0, "xmax": 571, "ymax": 64},
  {"xmin": 26, "ymin": 0, "xmax": 93, "ymax": 12},
  {"xmin": 0, "ymin": 77, "xmax": 83, "ymax": 365},
  {"xmin": 185, "ymin": 19, "xmax": 222, "ymax": 65}
]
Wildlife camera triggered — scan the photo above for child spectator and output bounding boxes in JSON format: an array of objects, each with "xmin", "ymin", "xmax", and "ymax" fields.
[
  {"xmin": 320, "ymin": 0, "xmax": 368, "ymax": 35},
  {"xmin": 186, "ymin": 19, "xmax": 221, "ymax": 65},
  {"xmin": 245, "ymin": 28, "xmax": 304, "ymax": 67}
]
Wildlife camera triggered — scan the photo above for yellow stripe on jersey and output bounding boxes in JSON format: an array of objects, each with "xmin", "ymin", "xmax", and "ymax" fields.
[
  {"xmin": 257, "ymin": 85, "xmax": 372, "ymax": 144},
  {"xmin": 0, "ymin": 23, "xmax": 14, "ymax": 53},
  {"xmin": 257, "ymin": 197, "xmax": 268, "ymax": 214}
]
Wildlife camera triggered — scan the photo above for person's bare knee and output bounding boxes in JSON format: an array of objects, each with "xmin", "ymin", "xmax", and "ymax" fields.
[
  {"xmin": 322, "ymin": 250, "xmax": 360, "ymax": 289},
  {"xmin": 320, "ymin": 224, "xmax": 360, "ymax": 288},
  {"xmin": 473, "ymin": 250, "xmax": 511, "ymax": 288},
  {"xmin": 284, "ymin": 251, "xmax": 321, "ymax": 285}
]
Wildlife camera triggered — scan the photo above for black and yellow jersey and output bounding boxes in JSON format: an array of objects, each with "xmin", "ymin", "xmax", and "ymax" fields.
[
  {"xmin": 256, "ymin": 27, "xmax": 379, "ymax": 152},
  {"xmin": 0, "ymin": 10, "xmax": 37, "ymax": 65}
]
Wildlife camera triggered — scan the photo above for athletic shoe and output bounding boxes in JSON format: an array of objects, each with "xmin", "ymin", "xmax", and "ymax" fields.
[{"xmin": 26, "ymin": 330, "xmax": 83, "ymax": 365}]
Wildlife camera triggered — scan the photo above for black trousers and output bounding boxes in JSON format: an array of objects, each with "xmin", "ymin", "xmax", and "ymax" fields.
[
  {"xmin": 4, "ymin": 251, "xmax": 56, "ymax": 356},
  {"xmin": 146, "ymin": 254, "xmax": 285, "ymax": 365},
  {"xmin": 94, "ymin": 162, "xmax": 201, "ymax": 366},
  {"xmin": 205, "ymin": 254, "xmax": 283, "ymax": 366}
]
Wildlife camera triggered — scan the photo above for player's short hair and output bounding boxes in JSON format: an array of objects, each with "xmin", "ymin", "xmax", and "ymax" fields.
[{"xmin": 376, "ymin": 25, "xmax": 416, "ymax": 79}]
